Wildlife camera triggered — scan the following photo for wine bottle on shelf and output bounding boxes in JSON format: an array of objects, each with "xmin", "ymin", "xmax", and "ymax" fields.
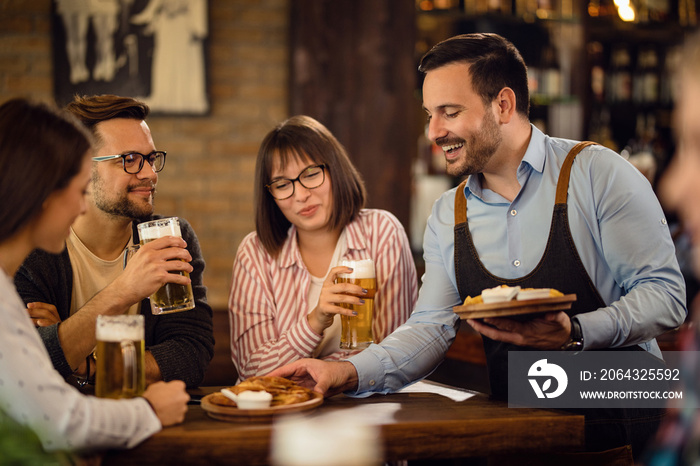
[
  {"xmin": 632, "ymin": 50, "xmax": 644, "ymax": 104},
  {"xmin": 643, "ymin": 48, "xmax": 659, "ymax": 104},
  {"xmin": 541, "ymin": 45, "xmax": 561, "ymax": 99},
  {"xmin": 609, "ymin": 47, "xmax": 632, "ymax": 103},
  {"xmin": 588, "ymin": 41, "xmax": 606, "ymax": 102},
  {"xmin": 536, "ymin": 0, "xmax": 560, "ymax": 19},
  {"xmin": 660, "ymin": 45, "xmax": 681, "ymax": 105},
  {"xmin": 648, "ymin": 0, "xmax": 670, "ymax": 21},
  {"xmin": 637, "ymin": 0, "xmax": 650, "ymax": 22},
  {"xmin": 528, "ymin": 65, "xmax": 541, "ymax": 97},
  {"xmin": 515, "ymin": 0, "xmax": 538, "ymax": 19},
  {"xmin": 599, "ymin": 108, "xmax": 619, "ymax": 152},
  {"xmin": 633, "ymin": 48, "xmax": 658, "ymax": 104},
  {"xmin": 679, "ymin": 0, "xmax": 698, "ymax": 26}
]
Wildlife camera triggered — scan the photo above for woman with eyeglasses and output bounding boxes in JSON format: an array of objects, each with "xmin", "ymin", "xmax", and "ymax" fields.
[
  {"xmin": 0, "ymin": 98, "xmax": 188, "ymax": 459},
  {"xmin": 229, "ymin": 115, "xmax": 417, "ymax": 379}
]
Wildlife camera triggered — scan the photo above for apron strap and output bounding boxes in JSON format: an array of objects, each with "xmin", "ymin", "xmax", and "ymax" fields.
[
  {"xmin": 454, "ymin": 141, "xmax": 598, "ymax": 223},
  {"xmin": 555, "ymin": 141, "xmax": 598, "ymax": 205},
  {"xmin": 454, "ymin": 179, "xmax": 468, "ymax": 225}
]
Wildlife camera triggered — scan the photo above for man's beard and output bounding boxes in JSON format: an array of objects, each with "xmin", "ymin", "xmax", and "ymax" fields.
[
  {"xmin": 91, "ymin": 172, "xmax": 155, "ymax": 222},
  {"xmin": 443, "ymin": 110, "xmax": 502, "ymax": 177}
]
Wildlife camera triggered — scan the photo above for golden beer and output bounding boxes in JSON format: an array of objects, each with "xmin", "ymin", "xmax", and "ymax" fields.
[
  {"xmin": 337, "ymin": 259, "xmax": 376, "ymax": 350},
  {"xmin": 147, "ymin": 271, "xmax": 194, "ymax": 314},
  {"xmin": 95, "ymin": 315, "xmax": 145, "ymax": 399},
  {"xmin": 137, "ymin": 217, "xmax": 195, "ymax": 315}
]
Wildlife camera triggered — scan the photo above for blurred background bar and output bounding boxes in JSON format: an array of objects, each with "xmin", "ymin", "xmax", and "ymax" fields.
[{"xmin": 0, "ymin": 0, "xmax": 693, "ymax": 387}]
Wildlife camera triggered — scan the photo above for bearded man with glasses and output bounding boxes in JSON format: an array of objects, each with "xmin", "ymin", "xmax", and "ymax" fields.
[{"xmin": 14, "ymin": 94, "xmax": 214, "ymax": 390}]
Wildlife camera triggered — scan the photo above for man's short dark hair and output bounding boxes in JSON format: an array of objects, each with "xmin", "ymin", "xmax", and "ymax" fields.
[
  {"xmin": 419, "ymin": 33, "xmax": 530, "ymax": 117},
  {"xmin": 65, "ymin": 94, "xmax": 149, "ymax": 133}
]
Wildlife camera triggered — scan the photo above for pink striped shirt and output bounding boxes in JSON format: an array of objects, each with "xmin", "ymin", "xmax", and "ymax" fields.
[{"xmin": 228, "ymin": 209, "xmax": 418, "ymax": 379}]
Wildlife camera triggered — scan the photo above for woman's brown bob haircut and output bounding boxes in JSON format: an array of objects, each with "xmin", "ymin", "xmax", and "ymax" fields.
[
  {"xmin": 0, "ymin": 98, "xmax": 93, "ymax": 243},
  {"xmin": 255, "ymin": 115, "xmax": 367, "ymax": 257}
]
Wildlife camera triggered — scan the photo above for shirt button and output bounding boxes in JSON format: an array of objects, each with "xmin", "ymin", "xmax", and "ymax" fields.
[
  {"xmin": 369, "ymin": 380, "xmax": 376, "ymax": 386},
  {"xmin": 510, "ymin": 209, "xmax": 517, "ymax": 216},
  {"xmin": 661, "ymin": 218, "xmax": 667, "ymax": 225},
  {"xmin": 513, "ymin": 260, "xmax": 521, "ymax": 267}
]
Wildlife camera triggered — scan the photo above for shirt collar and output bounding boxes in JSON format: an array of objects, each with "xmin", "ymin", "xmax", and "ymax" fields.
[
  {"xmin": 278, "ymin": 226, "xmax": 302, "ymax": 269},
  {"xmin": 344, "ymin": 215, "xmax": 368, "ymax": 252},
  {"xmin": 464, "ymin": 124, "xmax": 546, "ymax": 199},
  {"xmin": 276, "ymin": 214, "xmax": 368, "ymax": 269},
  {"xmin": 522, "ymin": 124, "xmax": 546, "ymax": 174}
]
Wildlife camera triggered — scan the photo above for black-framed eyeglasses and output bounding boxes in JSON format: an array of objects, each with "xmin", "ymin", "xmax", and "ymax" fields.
[
  {"xmin": 92, "ymin": 151, "xmax": 167, "ymax": 174},
  {"xmin": 266, "ymin": 164, "xmax": 326, "ymax": 200}
]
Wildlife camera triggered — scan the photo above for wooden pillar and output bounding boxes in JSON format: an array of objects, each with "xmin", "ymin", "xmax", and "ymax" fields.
[{"xmin": 289, "ymin": 0, "xmax": 417, "ymax": 230}]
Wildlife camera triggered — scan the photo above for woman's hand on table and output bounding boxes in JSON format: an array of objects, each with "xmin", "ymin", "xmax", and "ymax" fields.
[
  {"xmin": 268, "ymin": 359, "xmax": 358, "ymax": 397},
  {"xmin": 143, "ymin": 380, "xmax": 190, "ymax": 426},
  {"xmin": 307, "ymin": 266, "xmax": 367, "ymax": 335}
]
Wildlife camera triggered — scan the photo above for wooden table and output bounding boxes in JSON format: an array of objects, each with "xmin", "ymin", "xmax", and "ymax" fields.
[{"xmin": 103, "ymin": 384, "xmax": 583, "ymax": 465}]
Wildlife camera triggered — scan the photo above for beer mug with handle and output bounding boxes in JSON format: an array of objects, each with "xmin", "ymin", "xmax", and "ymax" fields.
[
  {"xmin": 95, "ymin": 315, "xmax": 145, "ymax": 399},
  {"xmin": 137, "ymin": 217, "xmax": 195, "ymax": 315}
]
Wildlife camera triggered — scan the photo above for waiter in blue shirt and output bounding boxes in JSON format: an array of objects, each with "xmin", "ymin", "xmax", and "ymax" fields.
[{"xmin": 272, "ymin": 33, "xmax": 687, "ymax": 458}]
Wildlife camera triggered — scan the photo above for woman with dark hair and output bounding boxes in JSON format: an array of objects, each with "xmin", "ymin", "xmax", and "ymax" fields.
[
  {"xmin": 0, "ymin": 98, "xmax": 188, "ymax": 454},
  {"xmin": 229, "ymin": 115, "xmax": 417, "ymax": 379}
]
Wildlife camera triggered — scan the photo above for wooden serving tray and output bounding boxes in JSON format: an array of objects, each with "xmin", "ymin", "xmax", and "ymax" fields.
[
  {"xmin": 453, "ymin": 294, "xmax": 577, "ymax": 319},
  {"xmin": 201, "ymin": 391, "xmax": 323, "ymax": 423}
]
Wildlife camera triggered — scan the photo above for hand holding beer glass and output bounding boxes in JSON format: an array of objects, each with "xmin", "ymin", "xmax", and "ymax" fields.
[
  {"xmin": 336, "ymin": 259, "xmax": 376, "ymax": 350},
  {"xmin": 95, "ymin": 315, "xmax": 146, "ymax": 399},
  {"xmin": 137, "ymin": 217, "xmax": 195, "ymax": 315}
]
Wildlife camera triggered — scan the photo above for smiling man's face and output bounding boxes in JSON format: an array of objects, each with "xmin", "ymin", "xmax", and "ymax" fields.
[
  {"xmin": 422, "ymin": 62, "xmax": 502, "ymax": 177},
  {"xmin": 90, "ymin": 118, "xmax": 159, "ymax": 221}
]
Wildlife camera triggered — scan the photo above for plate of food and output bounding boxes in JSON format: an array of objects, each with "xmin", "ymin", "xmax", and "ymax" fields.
[
  {"xmin": 453, "ymin": 286, "xmax": 576, "ymax": 319},
  {"xmin": 202, "ymin": 376, "xmax": 323, "ymax": 422}
]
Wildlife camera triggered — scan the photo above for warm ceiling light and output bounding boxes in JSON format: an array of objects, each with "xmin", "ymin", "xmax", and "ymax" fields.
[{"xmin": 617, "ymin": 3, "xmax": 636, "ymax": 21}]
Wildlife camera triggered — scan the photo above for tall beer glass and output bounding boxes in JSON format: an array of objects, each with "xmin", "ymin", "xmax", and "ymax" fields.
[
  {"xmin": 137, "ymin": 217, "xmax": 195, "ymax": 315},
  {"xmin": 337, "ymin": 259, "xmax": 376, "ymax": 349},
  {"xmin": 95, "ymin": 315, "xmax": 145, "ymax": 399}
]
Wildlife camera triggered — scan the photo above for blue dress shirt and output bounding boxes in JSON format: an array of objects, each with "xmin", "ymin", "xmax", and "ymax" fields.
[{"xmin": 348, "ymin": 125, "xmax": 687, "ymax": 396}]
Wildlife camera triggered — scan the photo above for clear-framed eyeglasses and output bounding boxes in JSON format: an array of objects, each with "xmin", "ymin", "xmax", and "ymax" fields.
[
  {"xmin": 92, "ymin": 151, "xmax": 167, "ymax": 174},
  {"xmin": 266, "ymin": 164, "xmax": 326, "ymax": 200}
]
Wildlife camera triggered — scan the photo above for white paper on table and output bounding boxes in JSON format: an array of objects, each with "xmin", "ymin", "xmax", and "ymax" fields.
[
  {"xmin": 309, "ymin": 382, "xmax": 475, "ymax": 426},
  {"xmin": 397, "ymin": 380, "xmax": 476, "ymax": 402}
]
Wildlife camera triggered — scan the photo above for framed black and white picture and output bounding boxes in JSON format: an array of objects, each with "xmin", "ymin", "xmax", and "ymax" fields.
[{"xmin": 52, "ymin": 0, "xmax": 209, "ymax": 115}]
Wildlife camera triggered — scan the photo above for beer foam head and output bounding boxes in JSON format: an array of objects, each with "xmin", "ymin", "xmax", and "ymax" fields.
[
  {"xmin": 96, "ymin": 315, "xmax": 144, "ymax": 341},
  {"xmin": 137, "ymin": 217, "xmax": 182, "ymax": 241},
  {"xmin": 339, "ymin": 259, "xmax": 375, "ymax": 278}
]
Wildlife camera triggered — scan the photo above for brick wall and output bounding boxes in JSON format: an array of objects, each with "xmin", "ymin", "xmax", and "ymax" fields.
[{"xmin": 0, "ymin": 0, "xmax": 290, "ymax": 309}]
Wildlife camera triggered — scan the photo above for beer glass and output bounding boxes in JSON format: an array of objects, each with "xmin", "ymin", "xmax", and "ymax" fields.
[
  {"xmin": 137, "ymin": 217, "xmax": 195, "ymax": 315},
  {"xmin": 337, "ymin": 259, "xmax": 376, "ymax": 349},
  {"xmin": 95, "ymin": 315, "xmax": 145, "ymax": 399}
]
